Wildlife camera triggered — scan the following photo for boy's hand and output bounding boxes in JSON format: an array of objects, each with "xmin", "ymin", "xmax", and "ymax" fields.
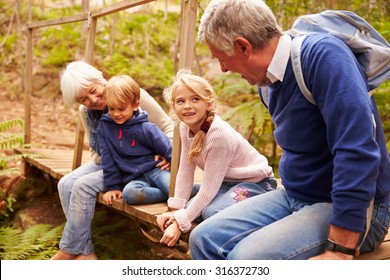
[{"xmin": 103, "ymin": 190, "xmax": 122, "ymax": 205}]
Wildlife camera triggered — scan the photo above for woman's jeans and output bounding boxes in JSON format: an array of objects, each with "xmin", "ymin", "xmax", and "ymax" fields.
[
  {"xmin": 122, "ymin": 168, "xmax": 170, "ymax": 204},
  {"xmin": 58, "ymin": 161, "xmax": 106, "ymax": 256},
  {"xmin": 189, "ymin": 188, "xmax": 390, "ymax": 260}
]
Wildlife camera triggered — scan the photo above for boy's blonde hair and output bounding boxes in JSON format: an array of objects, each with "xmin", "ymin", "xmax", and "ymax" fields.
[
  {"xmin": 164, "ymin": 70, "xmax": 217, "ymax": 161},
  {"xmin": 103, "ymin": 75, "xmax": 140, "ymax": 108}
]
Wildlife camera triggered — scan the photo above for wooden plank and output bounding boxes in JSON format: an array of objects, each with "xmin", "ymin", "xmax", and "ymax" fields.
[
  {"xmin": 27, "ymin": 14, "xmax": 87, "ymax": 29},
  {"xmin": 26, "ymin": 0, "xmax": 156, "ymax": 29},
  {"xmin": 91, "ymin": 0, "xmax": 156, "ymax": 18}
]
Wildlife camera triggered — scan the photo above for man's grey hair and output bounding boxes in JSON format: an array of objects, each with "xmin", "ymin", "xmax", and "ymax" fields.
[{"xmin": 198, "ymin": 0, "xmax": 282, "ymax": 56}]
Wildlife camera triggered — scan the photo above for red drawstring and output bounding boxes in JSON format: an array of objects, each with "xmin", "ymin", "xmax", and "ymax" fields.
[{"xmin": 118, "ymin": 129, "xmax": 135, "ymax": 147}]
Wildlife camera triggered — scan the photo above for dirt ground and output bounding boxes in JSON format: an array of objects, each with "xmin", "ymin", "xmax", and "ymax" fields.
[{"xmin": 1, "ymin": 94, "xmax": 81, "ymax": 226}]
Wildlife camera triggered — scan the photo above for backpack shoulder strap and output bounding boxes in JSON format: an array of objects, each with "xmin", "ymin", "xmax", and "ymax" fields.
[{"xmin": 290, "ymin": 35, "xmax": 316, "ymax": 105}]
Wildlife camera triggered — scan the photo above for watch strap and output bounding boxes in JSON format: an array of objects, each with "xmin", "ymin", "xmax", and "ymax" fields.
[{"xmin": 326, "ymin": 239, "xmax": 357, "ymax": 256}]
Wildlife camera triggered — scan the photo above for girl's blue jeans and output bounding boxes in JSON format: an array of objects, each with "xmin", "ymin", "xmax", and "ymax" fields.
[
  {"xmin": 189, "ymin": 188, "xmax": 390, "ymax": 260},
  {"xmin": 194, "ymin": 178, "xmax": 277, "ymax": 221}
]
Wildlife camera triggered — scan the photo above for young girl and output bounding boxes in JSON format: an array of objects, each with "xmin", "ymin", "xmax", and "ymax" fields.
[
  {"xmin": 156, "ymin": 71, "xmax": 276, "ymax": 247},
  {"xmin": 98, "ymin": 75, "xmax": 172, "ymax": 206}
]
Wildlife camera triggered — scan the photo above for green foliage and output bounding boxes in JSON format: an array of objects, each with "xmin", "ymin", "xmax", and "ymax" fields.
[
  {"xmin": 0, "ymin": 209, "xmax": 165, "ymax": 260},
  {"xmin": 100, "ymin": 11, "xmax": 180, "ymax": 92},
  {"xmin": 0, "ymin": 224, "xmax": 63, "ymax": 260},
  {"xmin": 36, "ymin": 24, "xmax": 81, "ymax": 67},
  {"xmin": 0, "ymin": 119, "xmax": 24, "ymax": 171},
  {"xmin": 374, "ymin": 81, "xmax": 390, "ymax": 149}
]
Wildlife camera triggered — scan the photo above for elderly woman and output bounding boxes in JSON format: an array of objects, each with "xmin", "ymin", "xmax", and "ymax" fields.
[{"xmin": 51, "ymin": 61, "xmax": 174, "ymax": 260}]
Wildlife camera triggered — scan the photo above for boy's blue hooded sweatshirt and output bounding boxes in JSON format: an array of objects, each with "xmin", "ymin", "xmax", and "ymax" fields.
[{"xmin": 97, "ymin": 110, "xmax": 172, "ymax": 191}]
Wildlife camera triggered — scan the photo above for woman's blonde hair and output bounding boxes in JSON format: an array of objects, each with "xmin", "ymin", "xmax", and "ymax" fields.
[
  {"xmin": 164, "ymin": 69, "xmax": 217, "ymax": 161},
  {"xmin": 103, "ymin": 75, "xmax": 140, "ymax": 108}
]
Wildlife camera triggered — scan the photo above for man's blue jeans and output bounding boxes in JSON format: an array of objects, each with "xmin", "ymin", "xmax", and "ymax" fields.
[
  {"xmin": 189, "ymin": 188, "xmax": 390, "ymax": 260},
  {"xmin": 122, "ymin": 168, "xmax": 170, "ymax": 204},
  {"xmin": 57, "ymin": 161, "xmax": 106, "ymax": 256}
]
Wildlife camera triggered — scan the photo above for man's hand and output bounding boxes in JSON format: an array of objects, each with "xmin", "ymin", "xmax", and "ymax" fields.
[
  {"xmin": 309, "ymin": 224, "xmax": 359, "ymax": 260},
  {"xmin": 309, "ymin": 251, "xmax": 353, "ymax": 260},
  {"xmin": 103, "ymin": 190, "xmax": 122, "ymax": 205}
]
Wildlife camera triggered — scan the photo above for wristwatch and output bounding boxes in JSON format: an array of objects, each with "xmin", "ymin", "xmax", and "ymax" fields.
[{"xmin": 326, "ymin": 239, "xmax": 357, "ymax": 256}]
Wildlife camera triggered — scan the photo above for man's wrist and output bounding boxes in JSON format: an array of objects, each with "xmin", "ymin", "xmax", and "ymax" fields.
[{"xmin": 326, "ymin": 239, "xmax": 358, "ymax": 256}]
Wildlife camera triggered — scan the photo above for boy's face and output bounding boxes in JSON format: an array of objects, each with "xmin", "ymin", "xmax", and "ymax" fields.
[{"xmin": 108, "ymin": 101, "xmax": 139, "ymax": 125}]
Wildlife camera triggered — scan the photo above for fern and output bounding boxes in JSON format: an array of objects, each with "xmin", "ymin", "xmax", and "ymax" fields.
[
  {"xmin": 0, "ymin": 224, "xmax": 63, "ymax": 260},
  {"xmin": 0, "ymin": 118, "xmax": 23, "ymax": 132}
]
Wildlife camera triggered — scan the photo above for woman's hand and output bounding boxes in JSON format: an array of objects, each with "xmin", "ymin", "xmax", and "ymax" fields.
[
  {"xmin": 154, "ymin": 155, "xmax": 170, "ymax": 170},
  {"xmin": 156, "ymin": 211, "xmax": 175, "ymax": 232},
  {"xmin": 103, "ymin": 190, "xmax": 122, "ymax": 205},
  {"xmin": 160, "ymin": 221, "xmax": 181, "ymax": 247}
]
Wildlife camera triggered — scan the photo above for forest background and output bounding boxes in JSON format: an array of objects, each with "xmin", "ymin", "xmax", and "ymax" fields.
[{"xmin": 0, "ymin": 0, "xmax": 389, "ymax": 260}]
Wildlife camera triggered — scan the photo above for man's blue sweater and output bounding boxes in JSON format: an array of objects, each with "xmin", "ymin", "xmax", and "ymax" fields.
[{"xmin": 263, "ymin": 34, "xmax": 390, "ymax": 232}]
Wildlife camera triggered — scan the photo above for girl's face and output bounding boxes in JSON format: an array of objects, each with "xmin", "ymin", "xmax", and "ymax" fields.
[
  {"xmin": 173, "ymin": 84, "xmax": 211, "ymax": 133},
  {"xmin": 76, "ymin": 82, "xmax": 106, "ymax": 110},
  {"xmin": 108, "ymin": 101, "xmax": 139, "ymax": 125}
]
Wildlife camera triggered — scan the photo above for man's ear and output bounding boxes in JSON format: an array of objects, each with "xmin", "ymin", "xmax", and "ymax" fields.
[{"xmin": 234, "ymin": 37, "xmax": 252, "ymax": 57}]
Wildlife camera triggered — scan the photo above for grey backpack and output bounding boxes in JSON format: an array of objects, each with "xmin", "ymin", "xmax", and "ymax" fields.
[{"xmin": 287, "ymin": 10, "xmax": 390, "ymax": 105}]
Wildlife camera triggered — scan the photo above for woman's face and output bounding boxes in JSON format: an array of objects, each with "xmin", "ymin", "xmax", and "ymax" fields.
[{"xmin": 75, "ymin": 82, "xmax": 106, "ymax": 110}]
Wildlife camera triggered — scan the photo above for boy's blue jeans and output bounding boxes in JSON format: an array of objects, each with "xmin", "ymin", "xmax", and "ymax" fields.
[
  {"xmin": 189, "ymin": 188, "xmax": 390, "ymax": 260},
  {"xmin": 122, "ymin": 168, "xmax": 170, "ymax": 204}
]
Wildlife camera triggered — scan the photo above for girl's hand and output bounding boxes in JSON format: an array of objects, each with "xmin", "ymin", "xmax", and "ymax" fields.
[
  {"xmin": 156, "ymin": 212, "xmax": 175, "ymax": 232},
  {"xmin": 160, "ymin": 222, "xmax": 181, "ymax": 247},
  {"xmin": 154, "ymin": 155, "xmax": 171, "ymax": 170},
  {"xmin": 103, "ymin": 190, "xmax": 122, "ymax": 205}
]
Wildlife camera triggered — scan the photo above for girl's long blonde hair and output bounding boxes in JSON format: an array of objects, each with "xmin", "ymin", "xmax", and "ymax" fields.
[{"xmin": 164, "ymin": 70, "xmax": 217, "ymax": 161}]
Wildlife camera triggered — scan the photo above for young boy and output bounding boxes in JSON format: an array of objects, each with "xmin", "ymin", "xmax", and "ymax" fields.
[{"xmin": 98, "ymin": 75, "xmax": 172, "ymax": 205}]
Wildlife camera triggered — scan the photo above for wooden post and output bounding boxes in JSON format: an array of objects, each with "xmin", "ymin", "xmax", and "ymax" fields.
[
  {"xmin": 169, "ymin": 123, "xmax": 181, "ymax": 197},
  {"xmin": 178, "ymin": 0, "xmax": 197, "ymax": 70},
  {"xmin": 168, "ymin": 0, "xmax": 198, "ymax": 194},
  {"xmin": 24, "ymin": 27, "xmax": 33, "ymax": 145},
  {"xmin": 71, "ymin": 15, "xmax": 98, "ymax": 170}
]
